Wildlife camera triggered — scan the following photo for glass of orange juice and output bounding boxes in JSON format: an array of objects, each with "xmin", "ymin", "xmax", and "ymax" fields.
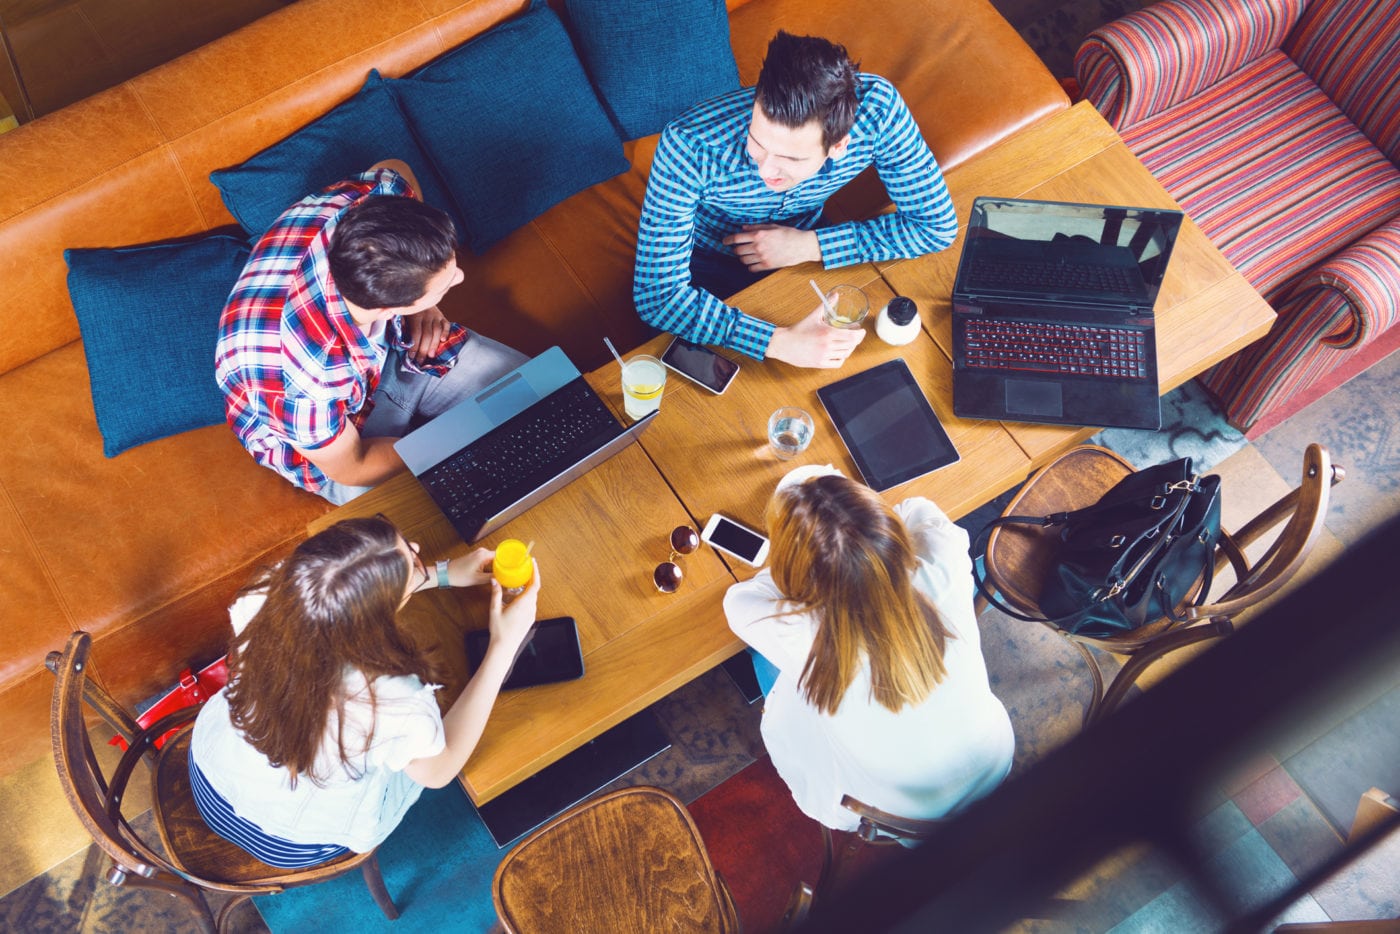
[{"xmin": 493, "ymin": 539, "xmax": 534, "ymax": 600}]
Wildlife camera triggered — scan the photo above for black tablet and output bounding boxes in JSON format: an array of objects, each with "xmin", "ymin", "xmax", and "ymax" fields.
[
  {"xmin": 815, "ymin": 359, "xmax": 960, "ymax": 492},
  {"xmin": 465, "ymin": 616, "xmax": 584, "ymax": 689}
]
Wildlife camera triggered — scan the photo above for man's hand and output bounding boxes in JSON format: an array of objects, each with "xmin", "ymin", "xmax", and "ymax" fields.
[
  {"xmin": 403, "ymin": 306, "xmax": 453, "ymax": 365},
  {"xmin": 722, "ymin": 224, "xmax": 822, "ymax": 272},
  {"xmin": 766, "ymin": 306, "xmax": 866, "ymax": 368}
]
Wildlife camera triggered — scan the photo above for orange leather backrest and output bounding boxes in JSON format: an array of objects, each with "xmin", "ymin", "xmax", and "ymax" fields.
[{"xmin": 0, "ymin": 0, "xmax": 529, "ymax": 376}]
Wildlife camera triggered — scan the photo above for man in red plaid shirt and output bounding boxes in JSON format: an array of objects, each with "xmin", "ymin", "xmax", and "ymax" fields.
[{"xmin": 216, "ymin": 160, "xmax": 525, "ymax": 503}]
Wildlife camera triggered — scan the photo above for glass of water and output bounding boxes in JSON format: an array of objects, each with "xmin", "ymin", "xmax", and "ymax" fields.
[{"xmin": 768, "ymin": 407, "xmax": 815, "ymax": 460}]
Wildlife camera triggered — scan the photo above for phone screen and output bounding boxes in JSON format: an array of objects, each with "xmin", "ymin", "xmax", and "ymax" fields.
[
  {"xmin": 706, "ymin": 517, "xmax": 767, "ymax": 562},
  {"xmin": 465, "ymin": 616, "xmax": 584, "ymax": 689},
  {"xmin": 661, "ymin": 338, "xmax": 739, "ymax": 394}
]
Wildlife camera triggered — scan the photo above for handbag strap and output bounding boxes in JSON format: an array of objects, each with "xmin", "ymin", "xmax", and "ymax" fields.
[
  {"xmin": 971, "ymin": 515, "xmax": 1106, "ymax": 627},
  {"xmin": 969, "ymin": 474, "xmax": 1207, "ymax": 628}
]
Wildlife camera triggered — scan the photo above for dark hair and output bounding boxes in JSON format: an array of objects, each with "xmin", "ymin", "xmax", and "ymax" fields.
[
  {"xmin": 755, "ymin": 31, "xmax": 860, "ymax": 150},
  {"xmin": 326, "ymin": 196, "xmax": 457, "ymax": 309},
  {"xmin": 225, "ymin": 516, "xmax": 436, "ymax": 786}
]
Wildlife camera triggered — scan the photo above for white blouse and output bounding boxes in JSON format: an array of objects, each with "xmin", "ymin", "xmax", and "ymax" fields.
[
  {"xmin": 191, "ymin": 592, "xmax": 446, "ymax": 852},
  {"xmin": 724, "ymin": 496, "xmax": 1014, "ymax": 831}
]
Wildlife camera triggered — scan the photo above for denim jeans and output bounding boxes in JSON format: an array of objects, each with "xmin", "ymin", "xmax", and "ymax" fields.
[
  {"xmin": 747, "ymin": 646, "xmax": 781, "ymax": 699},
  {"xmin": 320, "ymin": 331, "xmax": 527, "ymax": 505}
]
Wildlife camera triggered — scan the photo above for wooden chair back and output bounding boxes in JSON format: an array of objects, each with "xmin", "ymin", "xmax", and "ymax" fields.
[
  {"xmin": 493, "ymin": 785, "xmax": 739, "ymax": 933},
  {"xmin": 49, "ymin": 630, "xmax": 399, "ymax": 932},
  {"xmin": 981, "ymin": 443, "xmax": 1342, "ymax": 722},
  {"xmin": 787, "ymin": 796, "xmax": 945, "ymax": 927},
  {"xmin": 50, "ymin": 631, "xmax": 219, "ymax": 928},
  {"xmin": 1189, "ymin": 443, "xmax": 1340, "ymax": 621}
]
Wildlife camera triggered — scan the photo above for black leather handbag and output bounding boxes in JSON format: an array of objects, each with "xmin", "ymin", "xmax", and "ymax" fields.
[{"xmin": 975, "ymin": 457, "xmax": 1222, "ymax": 638}]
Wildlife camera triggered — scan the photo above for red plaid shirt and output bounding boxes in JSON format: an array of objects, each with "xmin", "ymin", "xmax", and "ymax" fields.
[{"xmin": 215, "ymin": 169, "xmax": 468, "ymax": 493}]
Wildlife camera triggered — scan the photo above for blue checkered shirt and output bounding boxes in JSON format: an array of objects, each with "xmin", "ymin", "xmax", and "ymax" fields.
[{"xmin": 633, "ymin": 75, "xmax": 957, "ymax": 359}]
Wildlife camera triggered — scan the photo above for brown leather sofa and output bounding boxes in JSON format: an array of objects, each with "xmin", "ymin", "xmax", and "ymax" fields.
[{"xmin": 0, "ymin": 0, "xmax": 1067, "ymax": 773}]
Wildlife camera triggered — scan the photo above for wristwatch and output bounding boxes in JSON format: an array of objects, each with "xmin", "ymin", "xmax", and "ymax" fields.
[{"xmin": 436, "ymin": 559, "xmax": 451, "ymax": 589}]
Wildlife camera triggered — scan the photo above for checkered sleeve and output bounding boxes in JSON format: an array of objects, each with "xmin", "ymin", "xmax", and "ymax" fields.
[
  {"xmin": 816, "ymin": 80, "xmax": 958, "ymax": 268},
  {"xmin": 634, "ymin": 126, "xmax": 776, "ymax": 360}
]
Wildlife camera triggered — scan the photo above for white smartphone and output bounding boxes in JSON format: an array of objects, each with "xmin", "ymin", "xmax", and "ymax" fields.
[
  {"xmin": 660, "ymin": 337, "xmax": 740, "ymax": 394},
  {"xmin": 701, "ymin": 513, "xmax": 770, "ymax": 567}
]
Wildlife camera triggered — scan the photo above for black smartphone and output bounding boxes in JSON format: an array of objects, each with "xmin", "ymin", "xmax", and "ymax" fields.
[
  {"xmin": 660, "ymin": 336, "xmax": 740, "ymax": 394},
  {"xmin": 464, "ymin": 616, "xmax": 585, "ymax": 689}
]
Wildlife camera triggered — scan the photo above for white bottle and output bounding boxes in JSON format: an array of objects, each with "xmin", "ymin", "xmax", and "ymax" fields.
[{"xmin": 875, "ymin": 296, "xmax": 920, "ymax": 345}]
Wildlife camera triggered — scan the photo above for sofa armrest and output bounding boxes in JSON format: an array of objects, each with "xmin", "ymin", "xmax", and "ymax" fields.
[
  {"xmin": 1075, "ymin": 0, "xmax": 1305, "ymax": 128},
  {"xmin": 1279, "ymin": 219, "xmax": 1400, "ymax": 350}
]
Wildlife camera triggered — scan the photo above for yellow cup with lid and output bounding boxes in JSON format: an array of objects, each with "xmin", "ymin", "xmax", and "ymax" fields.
[{"xmin": 493, "ymin": 539, "xmax": 534, "ymax": 596}]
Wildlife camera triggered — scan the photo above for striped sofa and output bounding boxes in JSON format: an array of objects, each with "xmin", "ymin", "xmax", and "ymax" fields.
[{"xmin": 1076, "ymin": 0, "xmax": 1400, "ymax": 436}]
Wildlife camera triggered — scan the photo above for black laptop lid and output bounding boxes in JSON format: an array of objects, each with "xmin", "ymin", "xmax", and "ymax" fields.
[{"xmin": 956, "ymin": 197, "xmax": 1184, "ymax": 312}]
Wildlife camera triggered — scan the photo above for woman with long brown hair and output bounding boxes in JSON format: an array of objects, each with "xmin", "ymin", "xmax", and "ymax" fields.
[
  {"xmin": 189, "ymin": 516, "xmax": 540, "ymax": 867},
  {"xmin": 724, "ymin": 467, "xmax": 1013, "ymax": 830}
]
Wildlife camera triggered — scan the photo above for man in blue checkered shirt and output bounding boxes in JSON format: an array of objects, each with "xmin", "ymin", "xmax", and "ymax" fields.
[{"xmin": 634, "ymin": 31, "xmax": 957, "ymax": 369}]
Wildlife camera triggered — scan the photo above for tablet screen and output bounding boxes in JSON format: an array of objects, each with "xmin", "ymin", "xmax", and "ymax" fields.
[{"xmin": 816, "ymin": 359, "xmax": 960, "ymax": 492}]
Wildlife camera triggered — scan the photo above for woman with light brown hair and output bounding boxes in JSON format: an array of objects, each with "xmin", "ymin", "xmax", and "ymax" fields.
[
  {"xmin": 724, "ymin": 466, "xmax": 1013, "ymax": 830},
  {"xmin": 188, "ymin": 516, "xmax": 540, "ymax": 867}
]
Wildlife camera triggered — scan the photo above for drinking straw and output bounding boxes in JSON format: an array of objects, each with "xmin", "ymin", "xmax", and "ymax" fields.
[
  {"xmin": 603, "ymin": 337, "xmax": 626, "ymax": 368},
  {"xmin": 809, "ymin": 279, "xmax": 836, "ymax": 319}
]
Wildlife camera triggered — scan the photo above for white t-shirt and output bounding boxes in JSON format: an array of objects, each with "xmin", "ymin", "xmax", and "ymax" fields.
[
  {"xmin": 724, "ymin": 497, "xmax": 1015, "ymax": 831},
  {"xmin": 190, "ymin": 592, "xmax": 446, "ymax": 852}
]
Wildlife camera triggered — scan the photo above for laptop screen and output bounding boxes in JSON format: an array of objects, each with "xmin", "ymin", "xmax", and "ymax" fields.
[{"xmin": 961, "ymin": 197, "xmax": 1183, "ymax": 308}]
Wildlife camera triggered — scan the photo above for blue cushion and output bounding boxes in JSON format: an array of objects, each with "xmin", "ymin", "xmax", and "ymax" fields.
[
  {"xmin": 388, "ymin": 0, "xmax": 629, "ymax": 253},
  {"xmin": 210, "ymin": 72, "xmax": 464, "ymax": 239},
  {"xmin": 562, "ymin": 0, "xmax": 740, "ymax": 141},
  {"xmin": 64, "ymin": 232, "xmax": 251, "ymax": 458}
]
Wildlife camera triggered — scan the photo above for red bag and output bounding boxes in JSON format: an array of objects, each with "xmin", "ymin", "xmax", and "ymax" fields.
[{"xmin": 110, "ymin": 655, "xmax": 229, "ymax": 751}]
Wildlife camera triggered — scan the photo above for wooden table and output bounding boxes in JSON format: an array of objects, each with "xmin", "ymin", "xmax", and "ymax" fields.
[
  {"xmin": 310, "ymin": 101, "xmax": 1276, "ymax": 804},
  {"xmin": 307, "ymin": 444, "xmax": 739, "ymax": 804}
]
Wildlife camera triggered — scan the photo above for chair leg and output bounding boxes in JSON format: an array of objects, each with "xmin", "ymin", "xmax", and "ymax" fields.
[
  {"xmin": 215, "ymin": 894, "xmax": 255, "ymax": 934},
  {"xmin": 1065, "ymin": 637, "xmax": 1105, "ymax": 727},
  {"xmin": 114, "ymin": 868, "xmax": 218, "ymax": 934},
  {"xmin": 1091, "ymin": 619, "xmax": 1234, "ymax": 724},
  {"xmin": 360, "ymin": 852, "xmax": 400, "ymax": 920},
  {"xmin": 811, "ymin": 823, "xmax": 836, "ymax": 903}
]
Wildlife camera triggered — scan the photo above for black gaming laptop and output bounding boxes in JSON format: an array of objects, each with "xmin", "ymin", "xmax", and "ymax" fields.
[{"xmin": 951, "ymin": 196, "xmax": 1183, "ymax": 430}]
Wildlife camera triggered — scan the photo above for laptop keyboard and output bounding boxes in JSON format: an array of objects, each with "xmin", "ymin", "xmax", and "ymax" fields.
[
  {"xmin": 963, "ymin": 319, "xmax": 1149, "ymax": 379},
  {"xmin": 967, "ymin": 258, "xmax": 1139, "ymax": 294},
  {"xmin": 421, "ymin": 380, "xmax": 621, "ymax": 520}
]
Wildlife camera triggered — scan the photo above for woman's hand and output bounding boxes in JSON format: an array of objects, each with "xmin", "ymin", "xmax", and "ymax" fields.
[
  {"xmin": 487, "ymin": 559, "xmax": 541, "ymax": 656},
  {"xmin": 446, "ymin": 548, "xmax": 495, "ymax": 588}
]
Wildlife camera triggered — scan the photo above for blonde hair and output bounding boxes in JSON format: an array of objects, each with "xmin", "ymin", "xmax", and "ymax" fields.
[{"xmin": 766, "ymin": 475, "xmax": 950, "ymax": 715}]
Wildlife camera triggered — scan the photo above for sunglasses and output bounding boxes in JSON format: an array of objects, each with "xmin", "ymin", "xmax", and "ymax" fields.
[{"xmin": 653, "ymin": 525, "xmax": 700, "ymax": 593}]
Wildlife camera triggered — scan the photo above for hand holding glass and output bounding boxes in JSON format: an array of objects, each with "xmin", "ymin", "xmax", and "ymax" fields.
[{"xmin": 820, "ymin": 284, "xmax": 869, "ymax": 329}]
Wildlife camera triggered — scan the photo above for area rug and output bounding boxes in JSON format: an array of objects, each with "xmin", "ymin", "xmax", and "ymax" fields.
[
  {"xmin": 252, "ymin": 784, "xmax": 505, "ymax": 933},
  {"xmin": 1088, "ymin": 378, "xmax": 1247, "ymax": 472},
  {"xmin": 688, "ymin": 756, "xmax": 827, "ymax": 933}
]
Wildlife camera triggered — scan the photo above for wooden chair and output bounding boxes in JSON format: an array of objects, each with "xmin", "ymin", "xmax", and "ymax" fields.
[
  {"xmin": 785, "ymin": 795, "xmax": 942, "ymax": 926},
  {"xmin": 979, "ymin": 443, "xmax": 1342, "ymax": 725},
  {"xmin": 48, "ymin": 631, "xmax": 399, "ymax": 933},
  {"xmin": 492, "ymin": 785, "xmax": 739, "ymax": 933}
]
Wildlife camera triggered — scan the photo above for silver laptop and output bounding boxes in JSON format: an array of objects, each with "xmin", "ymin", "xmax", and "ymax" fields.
[{"xmin": 396, "ymin": 346, "xmax": 655, "ymax": 542}]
